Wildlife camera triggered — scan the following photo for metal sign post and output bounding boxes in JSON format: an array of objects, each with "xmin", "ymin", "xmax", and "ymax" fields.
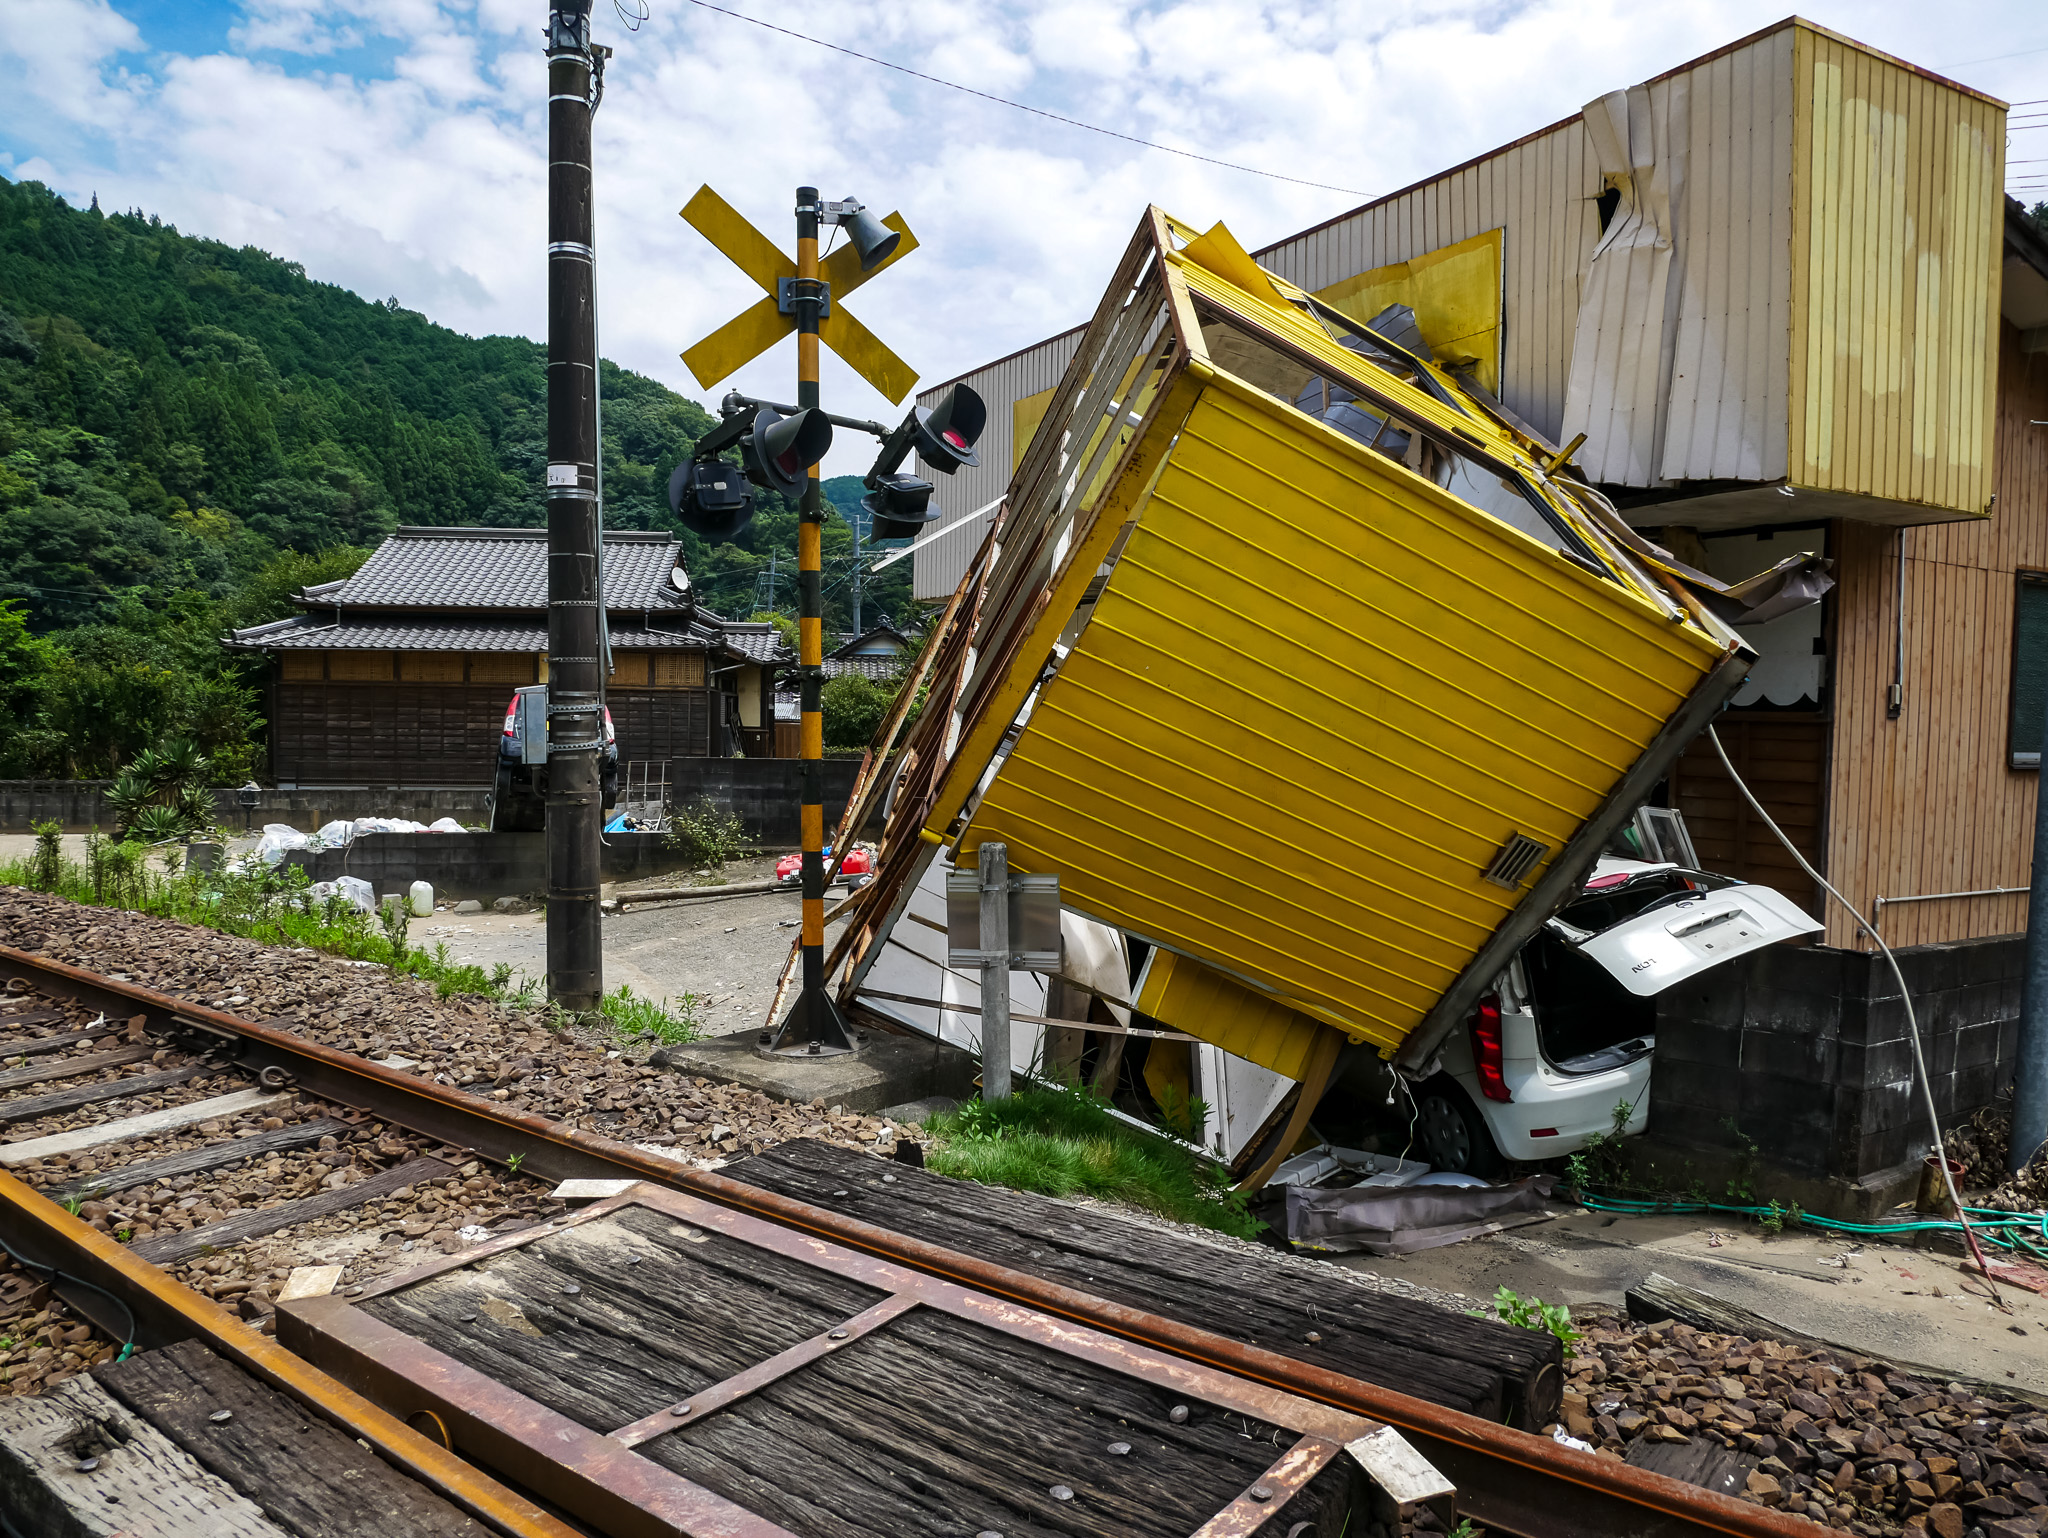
[
  {"xmin": 978, "ymin": 843, "xmax": 1012, "ymax": 1099},
  {"xmin": 945, "ymin": 853, "xmax": 1062, "ymax": 1101}
]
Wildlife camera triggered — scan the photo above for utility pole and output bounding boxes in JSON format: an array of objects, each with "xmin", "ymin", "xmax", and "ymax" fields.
[
  {"xmin": 543, "ymin": 0, "xmax": 603, "ymax": 1012},
  {"xmin": 850, "ymin": 515, "xmax": 863, "ymax": 636},
  {"xmin": 2014, "ymin": 694, "xmax": 2048, "ymax": 1173}
]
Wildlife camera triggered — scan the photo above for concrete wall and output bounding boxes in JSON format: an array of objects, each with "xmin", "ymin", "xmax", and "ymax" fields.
[
  {"xmin": 0, "ymin": 782, "xmax": 493, "ymax": 834},
  {"xmin": 2, "ymin": 760, "xmax": 876, "ymax": 841},
  {"xmin": 668, "ymin": 756, "xmax": 876, "ymax": 845},
  {"xmin": 283, "ymin": 832, "xmax": 694, "ymax": 901},
  {"xmin": 1650, "ymin": 935, "xmax": 2021, "ymax": 1216}
]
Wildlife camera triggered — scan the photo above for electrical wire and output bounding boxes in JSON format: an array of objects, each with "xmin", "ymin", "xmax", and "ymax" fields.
[
  {"xmin": 1706, "ymin": 725, "xmax": 2008, "ymax": 1307},
  {"xmin": 0, "ymin": 1232, "xmax": 137, "ymax": 1364},
  {"xmin": 675, "ymin": 0, "xmax": 1373, "ymax": 199}
]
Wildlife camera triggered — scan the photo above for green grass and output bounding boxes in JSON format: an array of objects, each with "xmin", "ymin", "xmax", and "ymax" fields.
[
  {"xmin": 597, "ymin": 984, "xmax": 702, "ymax": 1045},
  {"xmin": 923, "ymin": 1085, "xmax": 1262, "ymax": 1241}
]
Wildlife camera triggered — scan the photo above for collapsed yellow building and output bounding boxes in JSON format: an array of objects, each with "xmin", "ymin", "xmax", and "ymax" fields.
[{"xmin": 822, "ymin": 206, "xmax": 1820, "ymax": 1173}]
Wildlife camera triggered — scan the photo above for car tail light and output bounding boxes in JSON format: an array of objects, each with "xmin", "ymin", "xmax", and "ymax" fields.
[
  {"xmin": 502, "ymin": 695, "xmax": 520, "ymax": 737},
  {"xmin": 1530, "ymin": 1127, "xmax": 1559, "ymax": 1138},
  {"xmin": 1470, "ymin": 993, "xmax": 1511, "ymax": 1102},
  {"xmin": 603, "ymin": 707, "xmax": 616, "ymax": 747}
]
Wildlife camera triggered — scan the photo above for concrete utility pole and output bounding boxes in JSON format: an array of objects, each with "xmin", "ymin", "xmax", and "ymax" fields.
[
  {"xmin": 543, "ymin": 0, "xmax": 604, "ymax": 1012},
  {"xmin": 2014, "ymin": 695, "xmax": 2048, "ymax": 1173}
]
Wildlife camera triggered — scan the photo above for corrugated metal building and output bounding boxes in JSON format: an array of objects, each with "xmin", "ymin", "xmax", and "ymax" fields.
[{"xmin": 915, "ymin": 17, "xmax": 2048, "ymax": 963}]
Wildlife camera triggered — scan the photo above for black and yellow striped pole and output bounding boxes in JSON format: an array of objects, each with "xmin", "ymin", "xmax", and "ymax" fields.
[
  {"xmin": 672, "ymin": 183, "xmax": 917, "ymax": 1053},
  {"xmin": 774, "ymin": 185, "xmax": 857, "ymax": 1056}
]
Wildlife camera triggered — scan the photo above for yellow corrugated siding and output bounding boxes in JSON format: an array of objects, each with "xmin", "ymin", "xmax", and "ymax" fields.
[
  {"xmin": 1790, "ymin": 24, "xmax": 2003, "ymax": 517},
  {"xmin": 969, "ymin": 370, "xmax": 1725, "ymax": 1053},
  {"xmin": 1136, "ymin": 951, "xmax": 1335, "ymax": 1081}
]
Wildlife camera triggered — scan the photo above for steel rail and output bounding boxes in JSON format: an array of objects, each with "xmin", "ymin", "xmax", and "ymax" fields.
[
  {"xmin": 0, "ymin": 943, "xmax": 1813, "ymax": 1538},
  {"xmin": 0, "ymin": 1162, "xmax": 582, "ymax": 1538}
]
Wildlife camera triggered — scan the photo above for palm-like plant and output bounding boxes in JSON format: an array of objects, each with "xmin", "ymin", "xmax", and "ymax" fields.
[{"xmin": 130, "ymin": 804, "xmax": 188, "ymax": 843}]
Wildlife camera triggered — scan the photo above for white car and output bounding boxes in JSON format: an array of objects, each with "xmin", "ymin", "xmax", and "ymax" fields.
[{"xmin": 1411, "ymin": 858, "xmax": 1821, "ymax": 1176}]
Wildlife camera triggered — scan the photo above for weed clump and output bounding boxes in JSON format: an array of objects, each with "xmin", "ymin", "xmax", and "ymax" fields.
[
  {"xmin": 922, "ymin": 1083, "xmax": 1259, "ymax": 1240},
  {"xmin": 597, "ymin": 984, "xmax": 702, "ymax": 1045}
]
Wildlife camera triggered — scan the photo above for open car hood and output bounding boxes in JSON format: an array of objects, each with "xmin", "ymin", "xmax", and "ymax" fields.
[{"xmin": 1565, "ymin": 883, "xmax": 1823, "ymax": 996}]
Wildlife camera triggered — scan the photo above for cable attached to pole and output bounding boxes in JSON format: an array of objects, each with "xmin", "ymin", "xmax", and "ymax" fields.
[{"xmin": 1706, "ymin": 724, "xmax": 2006, "ymax": 1308}]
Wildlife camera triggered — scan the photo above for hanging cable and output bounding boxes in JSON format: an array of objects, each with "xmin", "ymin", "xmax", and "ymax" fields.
[
  {"xmin": 676, "ymin": 0, "xmax": 1371, "ymax": 198},
  {"xmin": 0, "ymin": 1232, "xmax": 137, "ymax": 1364},
  {"xmin": 1706, "ymin": 725, "xmax": 2006, "ymax": 1308}
]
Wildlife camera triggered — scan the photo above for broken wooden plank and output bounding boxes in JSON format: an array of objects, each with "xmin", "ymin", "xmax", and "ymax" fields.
[
  {"xmin": 0, "ymin": 1370, "xmax": 288, "ymax": 1537},
  {"xmin": 722, "ymin": 1139, "xmax": 1561, "ymax": 1428},
  {"xmin": 98, "ymin": 1338, "xmax": 487, "ymax": 1538},
  {"xmin": 1624, "ymin": 1272, "xmax": 1824, "ymax": 1346},
  {"xmin": 0, "ymin": 1044, "xmax": 155, "ymax": 1093},
  {"xmin": 46, "ymin": 1118, "xmax": 351, "ymax": 1201},
  {"xmin": 0, "ymin": 1063, "xmax": 215, "ymax": 1127},
  {"xmin": 0, "ymin": 1088, "xmax": 292, "ymax": 1166},
  {"xmin": 131, "ymin": 1155, "xmax": 454, "ymax": 1266}
]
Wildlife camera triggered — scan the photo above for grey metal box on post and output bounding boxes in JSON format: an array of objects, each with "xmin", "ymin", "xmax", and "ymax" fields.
[{"xmin": 945, "ymin": 846, "xmax": 1061, "ymax": 1100}]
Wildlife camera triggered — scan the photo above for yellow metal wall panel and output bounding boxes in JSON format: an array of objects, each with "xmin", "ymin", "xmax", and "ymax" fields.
[
  {"xmin": 1313, "ymin": 229, "xmax": 1505, "ymax": 396},
  {"xmin": 971, "ymin": 374, "xmax": 1726, "ymax": 1051},
  {"xmin": 1136, "ymin": 951, "xmax": 1336, "ymax": 1080},
  {"xmin": 1012, "ymin": 386, "xmax": 1055, "ymax": 471},
  {"xmin": 1789, "ymin": 25, "xmax": 2003, "ymax": 518}
]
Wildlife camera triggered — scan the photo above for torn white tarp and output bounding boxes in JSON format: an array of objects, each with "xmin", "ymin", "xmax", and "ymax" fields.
[
  {"xmin": 306, "ymin": 875, "xmax": 375, "ymax": 913},
  {"xmin": 250, "ymin": 823, "xmax": 309, "ymax": 866},
  {"xmin": 1286, "ymin": 1177, "xmax": 1555, "ymax": 1256}
]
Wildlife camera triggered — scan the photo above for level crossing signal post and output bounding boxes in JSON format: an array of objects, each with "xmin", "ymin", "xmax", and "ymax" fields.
[{"xmin": 676, "ymin": 184, "xmax": 983, "ymax": 1055}]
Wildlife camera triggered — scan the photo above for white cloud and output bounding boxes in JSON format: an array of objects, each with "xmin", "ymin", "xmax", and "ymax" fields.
[{"xmin": 2, "ymin": 0, "xmax": 2045, "ymax": 477}]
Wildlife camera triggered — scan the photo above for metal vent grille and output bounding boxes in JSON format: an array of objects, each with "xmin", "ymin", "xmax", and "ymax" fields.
[{"xmin": 1482, "ymin": 833, "xmax": 1549, "ymax": 890}]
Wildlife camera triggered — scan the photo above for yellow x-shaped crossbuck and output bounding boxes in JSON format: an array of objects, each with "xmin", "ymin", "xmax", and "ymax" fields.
[{"xmin": 678, "ymin": 185, "xmax": 921, "ymax": 403}]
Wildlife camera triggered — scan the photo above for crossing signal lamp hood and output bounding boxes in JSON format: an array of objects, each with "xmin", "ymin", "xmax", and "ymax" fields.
[
  {"xmin": 742, "ymin": 404, "xmax": 834, "ymax": 499},
  {"xmin": 860, "ymin": 383, "xmax": 987, "ymax": 541}
]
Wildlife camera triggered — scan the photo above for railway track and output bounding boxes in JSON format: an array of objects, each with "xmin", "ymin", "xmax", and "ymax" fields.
[{"xmin": 0, "ymin": 941, "xmax": 1816, "ymax": 1538}]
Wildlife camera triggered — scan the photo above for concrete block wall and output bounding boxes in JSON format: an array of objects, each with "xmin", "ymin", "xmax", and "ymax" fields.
[
  {"xmin": 668, "ymin": 757, "xmax": 876, "ymax": 845},
  {"xmin": 0, "ymin": 782, "xmax": 493, "ymax": 833},
  {"xmin": 283, "ymin": 832, "xmax": 696, "ymax": 902},
  {"xmin": 1650, "ymin": 935, "xmax": 2023, "ymax": 1212}
]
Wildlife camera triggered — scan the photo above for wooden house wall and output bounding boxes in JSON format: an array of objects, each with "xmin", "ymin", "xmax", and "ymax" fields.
[
  {"xmin": 1821, "ymin": 323, "xmax": 2048, "ymax": 949},
  {"xmin": 268, "ymin": 649, "xmax": 718, "ymax": 785},
  {"xmin": 1666, "ymin": 717, "xmax": 1829, "ymax": 923}
]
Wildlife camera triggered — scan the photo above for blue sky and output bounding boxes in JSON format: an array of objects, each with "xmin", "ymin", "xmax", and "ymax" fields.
[{"xmin": 4, "ymin": 0, "xmax": 2045, "ymax": 475}]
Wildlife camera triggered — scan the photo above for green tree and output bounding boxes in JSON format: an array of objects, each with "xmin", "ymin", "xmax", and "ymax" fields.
[{"xmin": 820, "ymin": 672, "xmax": 891, "ymax": 750}]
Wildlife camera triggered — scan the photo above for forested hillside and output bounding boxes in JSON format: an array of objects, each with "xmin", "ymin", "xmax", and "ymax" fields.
[{"xmin": 0, "ymin": 175, "xmax": 912, "ymax": 778}]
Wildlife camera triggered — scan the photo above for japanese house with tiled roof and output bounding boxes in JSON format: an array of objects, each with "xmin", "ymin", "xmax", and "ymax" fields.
[{"xmin": 228, "ymin": 527, "xmax": 792, "ymax": 785}]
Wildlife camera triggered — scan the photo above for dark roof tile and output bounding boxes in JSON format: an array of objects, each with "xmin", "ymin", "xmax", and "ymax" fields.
[{"xmin": 318, "ymin": 527, "xmax": 690, "ymax": 612}]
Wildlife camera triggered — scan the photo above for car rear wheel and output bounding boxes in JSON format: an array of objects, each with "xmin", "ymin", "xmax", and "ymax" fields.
[{"xmin": 1415, "ymin": 1082, "xmax": 1504, "ymax": 1178}]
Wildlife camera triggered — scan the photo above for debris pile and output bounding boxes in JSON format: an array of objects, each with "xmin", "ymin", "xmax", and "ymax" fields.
[
  {"xmin": 1943, "ymin": 1105, "xmax": 2048, "ymax": 1214},
  {"xmin": 1557, "ymin": 1314, "xmax": 2048, "ymax": 1538}
]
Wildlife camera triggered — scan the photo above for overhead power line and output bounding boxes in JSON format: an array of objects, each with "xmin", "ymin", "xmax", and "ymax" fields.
[{"xmin": 677, "ymin": 0, "xmax": 1372, "ymax": 199}]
